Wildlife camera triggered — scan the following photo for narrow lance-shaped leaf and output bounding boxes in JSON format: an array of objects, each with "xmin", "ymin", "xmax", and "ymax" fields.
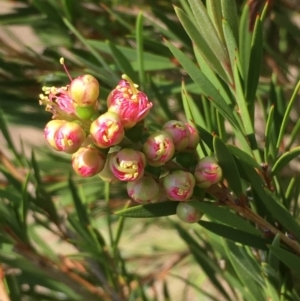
[
  {"xmin": 271, "ymin": 146, "xmax": 300, "ymax": 176},
  {"xmin": 224, "ymin": 241, "xmax": 266, "ymax": 301},
  {"xmin": 276, "ymin": 80, "xmax": 300, "ymax": 152},
  {"xmin": 206, "ymin": 0, "xmax": 225, "ymax": 44},
  {"xmin": 174, "ymin": 6, "xmax": 228, "ymax": 82},
  {"xmin": 136, "ymin": 12, "xmax": 146, "ymax": 89},
  {"xmin": 221, "ymin": 0, "xmax": 239, "ymax": 44},
  {"xmin": 246, "ymin": 15, "xmax": 263, "ymax": 105},
  {"xmin": 187, "ymin": 0, "xmax": 229, "ymax": 75},
  {"xmin": 213, "ymin": 136, "xmax": 243, "ymax": 196},
  {"xmin": 189, "ymin": 200, "xmax": 260, "ymax": 235},
  {"xmin": 269, "ymin": 246, "xmax": 300, "ymax": 278},
  {"xmin": 107, "ymin": 41, "xmax": 137, "ymax": 83},
  {"xmin": 165, "ymin": 39, "xmax": 241, "ymax": 132},
  {"xmin": 114, "ymin": 201, "xmax": 178, "ymax": 218},
  {"xmin": 239, "ymin": 3, "xmax": 252, "ymax": 81},
  {"xmin": 199, "ymin": 221, "xmax": 269, "ymax": 250}
]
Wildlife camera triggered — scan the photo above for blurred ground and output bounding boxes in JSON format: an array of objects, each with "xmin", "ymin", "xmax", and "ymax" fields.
[{"xmin": 0, "ymin": 2, "xmax": 46, "ymax": 157}]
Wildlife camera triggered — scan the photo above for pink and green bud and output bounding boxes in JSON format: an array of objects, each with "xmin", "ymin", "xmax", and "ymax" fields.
[
  {"xmin": 54, "ymin": 121, "xmax": 86, "ymax": 154},
  {"xmin": 162, "ymin": 170, "xmax": 195, "ymax": 201},
  {"xmin": 107, "ymin": 75, "xmax": 153, "ymax": 129},
  {"xmin": 142, "ymin": 131, "xmax": 175, "ymax": 166},
  {"xmin": 109, "ymin": 148, "xmax": 146, "ymax": 181},
  {"xmin": 72, "ymin": 145, "xmax": 106, "ymax": 177},
  {"xmin": 98, "ymin": 153, "xmax": 120, "ymax": 183},
  {"xmin": 185, "ymin": 123, "xmax": 200, "ymax": 150},
  {"xmin": 176, "ymin": 202, "xmax": 203, "ymax": 223},
  {"xmin": 44, "ymin": 120, "xmax": 67, "ymax": 150},
  {"xmin": 90, "ymin": 111, "xmax": 124, "ymax": 148},
  {"xmin": 69, "ymin": 74, "xmax": 99, "ymax": 107},
  {"xmin": 162, "ymin": 120, "xmax": 190, "ymax": 152},
  {"xmin": 127, "ymin": 176, "xmax": 160, "ymax": 203},
  {"xmin": 194, "ymin": 156, "xmax": 222, "ymax": 188}
]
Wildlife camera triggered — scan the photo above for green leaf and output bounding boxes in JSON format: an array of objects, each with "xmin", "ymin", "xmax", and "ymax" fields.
[
  {"xmin": 62, "ymin": 17, "xmax": 118, "ymax": 81},
  {"xmin": 227, "ymin": 145, "xmax": 261, "ymax": 169},
  {"xmin": 224, "ymin": 241, "xmax": 266, "ymax": 301},
  {"xmin": 175, "ymin": 224, "xmax": 231, "ymax": 300},
  {"xmin": 232, "ymin": 60, "xmax": 260, "ymax": 163},
  {"xmin": 187, "ymin": 0, "xmax": 229, "ymax": 70},
  {"xmin": 0, "ymin": 109, "xmax": 22, "ymax": 164},
  {"xmin": 246, "ymin": 15, "xmax": 263, "ymax": 105},
  {"xmin": 241, "ymin": 163, "xmax": 300, "ymax": 242},
  {"xmin": 114, "ymin": 201, "xmax": 178, "ymax": 218},
  {"xmin": 206, "ymin": 0, "xmax": 224, "ymax": 43},
  {"xmin": 239, "ymin": 3, "xmax": 252, "ymax": 82},
  {"xmin": 136, "ymin": 12, "xmax": 146, "ymax": 89},
  {"xmin": 213, "ymin": 136, "xmax": 243, "ymax": 196},
  {"xmin": 107, "ymin": 41, "xmax": 137, "ymax": 83},
  {"xmin": 20, "ymin": 172, "xmax": 30, "ymax": 237},
  {"xmin": 199, "ymin": 221, "xmax": 268, "ymax": 250},
  {"xmin": 174, "ymin": 7, "xmax": 227, "ymax": 81},
  {"xmin": 189, "ymin": 201, "xmax": 260, "ymax": 235},
  {"xmin": 221, "ymin": 0, "xmax": 239, "ymax": 44},
  {"xmin": 264, "ymin": 105, "xmax": 276, "ymax": 163},
  {"xmin": 271, "ymin": 146, "xmax": 300, "ymax": 176},
  {"xmin": 222, "ymin": 19, "xmax": 239, "ymax": 75},
  {"xmin": 68, "ymin": 178, "xmax": 90, "ymax": 226},
  {"xmin": 267, "ymin": 234, "xmax": 281, "ymax": 280},
  {"xmin": 165, "ymin": 39, "xmax": 241, "ymax": 131},
  {"xmin": 269, "ymin": 246, "xmax": 300, "ymax": 278},
  {"xmin": 88, "ymin": 40, "xmax": 175, "ymax": 71},
  {"xmin": 276, "ymin": 80, "xmax": 300, "ymax": 151}
]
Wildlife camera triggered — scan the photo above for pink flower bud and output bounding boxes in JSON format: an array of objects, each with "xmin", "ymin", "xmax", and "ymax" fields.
[
  {"xmin": 185, "ymin": 123, "xmax": 200, "ymax": 150},
  {"xmin": 127, "ymin": 176, "xmax": 160, "ymax": 203},
  {"xmin": 142, "ymin": 131, "xmax": 175, "ymax": 166},
  {"xmin": 69, "ymin": 74, "xmax": 99, "ymax": 107},
  {"xmin": 98, "ymin": 153, "xmax": 120, "ymax": 183},
  {"xmin": 54, "ymin": 121, "xmax": 86, "ymax": 154},
  {"xmin": 176, "ymin": 202, "xmax": 203, "ymax": 223},
  {"xmin": 72, "ymin": 145, "xmax": 106, "ymax": 177},
  {"xmin": 107, "ymin": 75, "xmax": 153, "ymax": 129},
  {"xmin": 109, "ymin": 148, "xmax": 146, "ymax": 181},
  {"xmin": 194, "ymin": 156, "xmax": 222, "ymax": 188},
  {"xmin": 162, "ymin": 170, "xmax": 195, "ymax": 201},
  {"xmin": 162, "ymin": 120, "xmax": 190, "ymax": 152},
  {"xmin": 90, "ymin": 112, "xmax": 124, "ymax": 148},
  {"xmin": 44, "ymin": 120, "xmax": 67, "ymax": 150}
]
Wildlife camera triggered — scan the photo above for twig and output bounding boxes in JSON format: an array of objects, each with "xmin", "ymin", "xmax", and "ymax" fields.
[{"xmin": 207, "ymin": 185, "xmax": 300, "ymax": 256}]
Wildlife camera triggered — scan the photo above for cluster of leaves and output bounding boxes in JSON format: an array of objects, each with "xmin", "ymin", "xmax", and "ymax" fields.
[{"xmin": 1, "ymin": 0, "xmax": 300, "ymax": 300}]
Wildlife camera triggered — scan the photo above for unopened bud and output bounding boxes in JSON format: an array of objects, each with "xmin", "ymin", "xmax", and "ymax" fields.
[
  {"xmin": 176, "ymin": 202, "xmax": 203, "ymax": 223},
  {"xmin": 109, "ymin": 148, "xmax": 146, "ymax": 181},
  {"xmin": 142, "ymin": 131, "xmax": 175, "ymax": 166},
  {"xmin": 54, "ymin": 121, "xmax": 86, "ymax": 154},
  {"xmin": 90, "ymin": 111, "xmax": 124, "ymax": 148},
  {"xmin": 127, "ymin": 176, "xmax": 160, "ymax": 203},
  {"xmin": 69, "ymin": 74, "xmax": 99, "ymax": 107},
  {"xmin": 162, "ymin": 170, "xmax": 195, "ymax": 201},
  {"xmin": 194, "ymin": 156, "xmax": 222, "ymax": 188},
  {"xmin": 162, "ymin": 120, "xmax": 190, "ymax": 152},
  {"xmin": 185, "ymin": 123, "xmax": 200, "ymax": 150},
  {"xmin": 44, "ymin": 120, "xmax": 67, "ymax": 150},
  {"xmin": 72, "ymin": 145, "xmax": 106, "ymax": 177}
]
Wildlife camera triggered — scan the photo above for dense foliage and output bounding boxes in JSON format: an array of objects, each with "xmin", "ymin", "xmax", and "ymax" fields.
[{"xmin": 1, "ymin": 0, "xmax": 300, "ymax": 300}]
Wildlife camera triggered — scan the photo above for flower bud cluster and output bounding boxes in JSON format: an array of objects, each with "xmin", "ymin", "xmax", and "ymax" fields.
[{"xmin": 39, "ymin": 59, "xmax": 223, "ymax": 223}]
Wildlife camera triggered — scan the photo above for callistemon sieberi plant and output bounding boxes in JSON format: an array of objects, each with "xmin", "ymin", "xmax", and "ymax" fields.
[{"xmin": 39, "ymin": 58, "xmax": 220, "ymax": 223}]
